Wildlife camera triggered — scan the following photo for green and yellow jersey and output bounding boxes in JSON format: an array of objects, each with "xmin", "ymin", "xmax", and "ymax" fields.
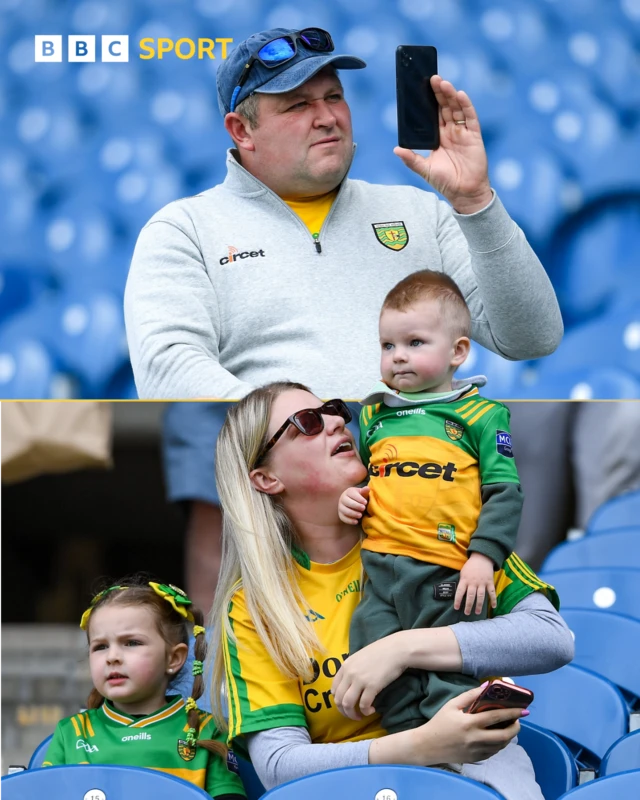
[
  {"xmin": 223, "ymin": 542, "xmax": 558, "ymax": 755},
  {"xmin": 43, "ymin": 696, "xmax": 246, "ymax": 798},
  {"xmin": 359, "ymin": 388, "xmax": 520, "ymax": 570}
]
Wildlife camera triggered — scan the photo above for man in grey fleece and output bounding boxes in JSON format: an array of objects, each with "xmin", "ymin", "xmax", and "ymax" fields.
[{"xmin": 124, "ymin": 27, "xmax": 563, "ymax": 399}]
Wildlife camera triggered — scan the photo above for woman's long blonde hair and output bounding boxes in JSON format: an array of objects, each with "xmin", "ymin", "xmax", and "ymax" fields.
[{"xmin": 209, "ymin": 382, "xmax": 324, "ymax": 729}]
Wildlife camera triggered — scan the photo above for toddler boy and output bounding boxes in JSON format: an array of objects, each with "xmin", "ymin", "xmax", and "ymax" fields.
[{"xmin": 339, "ymin": 269, "xmax": 523, "ymax": 733}]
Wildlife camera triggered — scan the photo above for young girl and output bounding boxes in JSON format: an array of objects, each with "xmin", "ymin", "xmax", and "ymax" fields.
[{"xmin": 43, "ymin": 575, "xmax": 246, "ymax": 800}]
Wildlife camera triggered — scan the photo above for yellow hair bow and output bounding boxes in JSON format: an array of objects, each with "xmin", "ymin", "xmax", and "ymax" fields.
[{"xmin": 149, "ymin": 582, "xmax": 195, "ymax": 622}]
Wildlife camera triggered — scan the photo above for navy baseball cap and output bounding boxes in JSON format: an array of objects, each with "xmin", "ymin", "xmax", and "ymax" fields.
[{"xmin": 216, "ymin": 28, "xmax": 366, "ymax": 116}]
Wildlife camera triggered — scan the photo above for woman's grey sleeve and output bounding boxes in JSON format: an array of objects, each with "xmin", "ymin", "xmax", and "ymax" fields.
[
  {"xmin": 246, "ymin": 727, "xmax": 371, "ymax": 790},
  {"xmin": 451, "ymin": 592, "xmax": 575, "ymax": 678}
]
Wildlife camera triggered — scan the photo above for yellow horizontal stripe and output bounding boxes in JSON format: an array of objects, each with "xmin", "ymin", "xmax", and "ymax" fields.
[
  {"xmin": 71, "ymin": 716, "xmax": 81, "ymax": 737},
  {"xmin": 466, "ymin": 403, "xmax": 495, "ymax": 426}
]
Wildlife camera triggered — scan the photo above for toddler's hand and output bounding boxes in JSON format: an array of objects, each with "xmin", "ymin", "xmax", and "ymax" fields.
[
  {"xmin": 338, "ymin": 486, "xmax": 370, "ymax": 525},
  {"xmin": 455, "ymin": 552, "xmax": 497, "ymax": 616}
]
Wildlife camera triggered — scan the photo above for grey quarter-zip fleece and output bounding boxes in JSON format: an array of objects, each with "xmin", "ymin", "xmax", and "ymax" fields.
[{"xmin": 124, "ymin": 148, "xmax": 563, "ymax": 399}]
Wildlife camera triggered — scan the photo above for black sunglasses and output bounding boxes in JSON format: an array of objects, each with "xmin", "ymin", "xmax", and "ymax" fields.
[
  {"xmin": 256, "ymin": 398, "xmax": 352, "ymax": 463},
  {"xmin": 229, "ymin": 28, "xmax": 335, "ymax": 113}
]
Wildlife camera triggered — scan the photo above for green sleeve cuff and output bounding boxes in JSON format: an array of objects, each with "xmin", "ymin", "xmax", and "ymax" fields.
[{"xmin": 469, "ymin": 482, "xmax": 524, "ymax": 568}]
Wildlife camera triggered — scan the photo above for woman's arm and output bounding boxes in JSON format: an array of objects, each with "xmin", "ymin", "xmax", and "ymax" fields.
[
  {"xmin": 248, "ymin": 686, "xmax": 524, "ymax": 790},
  {"xmin": 333, "ymin": 592, "xmax": 574, "ymax": 719},
  {"xmin": 247, "ymin": 727, "xmax": 370, "ymax": 790},
  {"xmin": 452, "ymin": 590, "xmax": 574, "ymax": 678}
]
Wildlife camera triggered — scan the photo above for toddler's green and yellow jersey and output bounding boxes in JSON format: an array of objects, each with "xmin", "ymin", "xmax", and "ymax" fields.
[
  {"xmin": 43, "ymin": 696, "xmax": 246, "ymax": 799},
  {"xmin": 359, "ymin": 389, "xmax": 520, "ymax": 570},
  {"xmin": 223, "ymin": 543, "xmax": 558, "ymax": 755}
]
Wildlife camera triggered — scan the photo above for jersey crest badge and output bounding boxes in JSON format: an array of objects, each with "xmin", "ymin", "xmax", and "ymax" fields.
[
  {"xmin": 445, "ymin": 419, "xmax": 464, "ymax": 441},
  {"xmin": 372, "ymin": 221, "xmax": 408, "ymax": 251},
  {"xmin": 437, "ymin": 523, "xmax": 456, "ymax": 543},
  {"xmin": 178, "ymin": 739, "xmax": 197, "ymax": 761}
]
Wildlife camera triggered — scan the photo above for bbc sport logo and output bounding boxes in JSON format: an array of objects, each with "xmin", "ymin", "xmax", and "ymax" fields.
[{"xmin": 34, "ymin": 35, "xmax": 233, "ymax": 63}]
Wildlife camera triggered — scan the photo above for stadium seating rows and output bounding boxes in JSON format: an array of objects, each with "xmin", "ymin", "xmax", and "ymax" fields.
[{"xmin": 1, "ymin": 0, "xmax": 640, "ymax": 397}]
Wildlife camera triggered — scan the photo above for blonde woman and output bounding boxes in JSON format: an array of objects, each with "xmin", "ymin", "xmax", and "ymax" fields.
[{"xmin": 209, "ymin": 382, "xmax": 573, "ymax": 799}]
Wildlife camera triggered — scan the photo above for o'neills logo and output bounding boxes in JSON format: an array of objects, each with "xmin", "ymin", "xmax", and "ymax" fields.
[
  {"xmin": 219, "ymin": 245, "xmax": 266, "ymax": 265},
  {"xmin": 121, "ymin": 732, "xmax": 151, "ymax": 742},
  {"xmin": 369, "ymin": 461, "xmax": 457, "ymax": 481}
]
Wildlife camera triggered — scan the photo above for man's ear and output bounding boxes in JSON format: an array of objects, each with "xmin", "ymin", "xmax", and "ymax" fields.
[
  {"xmin": 451, "ymin": 336, "xmax": 471, "ymax": 367},
  {"xmin": 224, "ymin": 113, "xmax": 256, "ymax": 152},
  {"xmin": 249, "ymin": 467, "xmax": 285, "ymax": 496}
]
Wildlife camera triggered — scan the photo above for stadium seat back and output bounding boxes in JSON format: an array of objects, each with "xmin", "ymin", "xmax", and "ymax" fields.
[
  {"xmin": 587, "ymin": 491, "xmax": 640, "ymax": 535},
  {"xmin": 601, "ymin": 731, "xmax": 640, "ymax": 777},
  {"xmin": 518, "ymin": 721, "xmax": 578, "ymax": 799},
  {"xmin": 558, "ymin": 769, "xmax": 640, "ymax": 797},
  {"xmin": 28, "ymin": 734, "xmax": 53, "ymax": 769},
  {"xmin": 538, "ymin": 568, "xmax": 640, "ymax": 621},
  {"xmin": 1, "ymin": 764, "xmax": 212, "ymax": 799},
  {"xmin": 517, "ymin": 665, "xmax": 629, "ymax": 760},
  {"xmin": 261, "ymin": 765, "xmax": 503, "ymax": 798},
  {"xmin": 560, "ymin": 609, "xmax": 640, "ymax": 701},
  {"xmin": 511, "ymin": 367, "xmax": 640, "ymax": 400},
  {"xmin": 542, "ymin": 531, "xmax": 640, "ymax": 571}
]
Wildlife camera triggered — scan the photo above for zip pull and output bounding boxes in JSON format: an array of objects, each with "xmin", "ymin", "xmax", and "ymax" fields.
[{"xmin": 313, "ymin": 232, "xmax": 322, "ymax": 254}]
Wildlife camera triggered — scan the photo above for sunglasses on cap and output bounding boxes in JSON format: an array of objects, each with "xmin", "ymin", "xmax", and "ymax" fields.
[
  {"xmin": 256, "ymin": 398, "xmax": 352, "ymax": 463},
  {"xmin": 229, "ymin": 27, "xmax": 335, "ymax": 113}
]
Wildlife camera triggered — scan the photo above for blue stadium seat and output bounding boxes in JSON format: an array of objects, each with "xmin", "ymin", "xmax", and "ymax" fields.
[
  {"xmin": 486, "ymin": 133, "xmax": 568, "ymax": 249},
  {"xmin": 558, "ymin": 770, "xmax": 640, "ymax": 798},
  {"xmin": 261, "ymin": 765, "xmax": 503, "ymax": 799},
  {"xmin": 43, "ymin": 288, "xmax": 129, "ymax": 397},
  {"xmin": 547, "ymin": 202, "xmax": 640, "ymax": 327},
  {"xmin": 516, "ymin": 665, "xmax": 629, "ymax": 764},
  {"xmin": 541, "ymin": 531, "xmax": 640, "ymax": 571},
  {"xmin": 518, "ymin": 720, "xmax": 578, "ymax": 800},
  {"xmin": 539, "ymin": 568, "xmax": 640, "ymax": 621},
  {"xmin": 559, "ymin": 609, "xmax": 640, "ymax": 704},
  {"xmin": 455, "ymin": 340, "xmax": 524, "ymax": 398},
  {"xmin": 509, "ymin": 368, "xmax": 640, "ymax": 400},
  {"xmin": 0, "ymin": 335, "xmax": 56, "ymax": 398},
  {"xmin": 587, "ymin": 491, "xmax": 640, "ymax": 535},
  {"xmin": 601, "ymin": 731, "xmax": 640, "ymax": 777},
  {"xmin": 526, "ymin": 304, "xmax": 640, "ymax": 383},
  {"xmin": 0, "ymin": 264, "xmax": 53, "ymax": 326},
  {"xmin": 1, "ymin": 764, "xmax": 212, "ymax": 799},
  {"xmin": 28, "ymin": 734, "xmax": 53, "ymax": 769}
]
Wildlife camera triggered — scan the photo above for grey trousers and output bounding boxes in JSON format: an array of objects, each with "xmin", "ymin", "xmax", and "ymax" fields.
[{"xmin": 461, "ymin": 739, "xmax": 544, "ymax": 800}]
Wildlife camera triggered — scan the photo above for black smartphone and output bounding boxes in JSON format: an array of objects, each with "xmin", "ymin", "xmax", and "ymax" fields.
[{"xmin": 396, "ymin": 45, "xmax": 439, "ymax": 151}]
